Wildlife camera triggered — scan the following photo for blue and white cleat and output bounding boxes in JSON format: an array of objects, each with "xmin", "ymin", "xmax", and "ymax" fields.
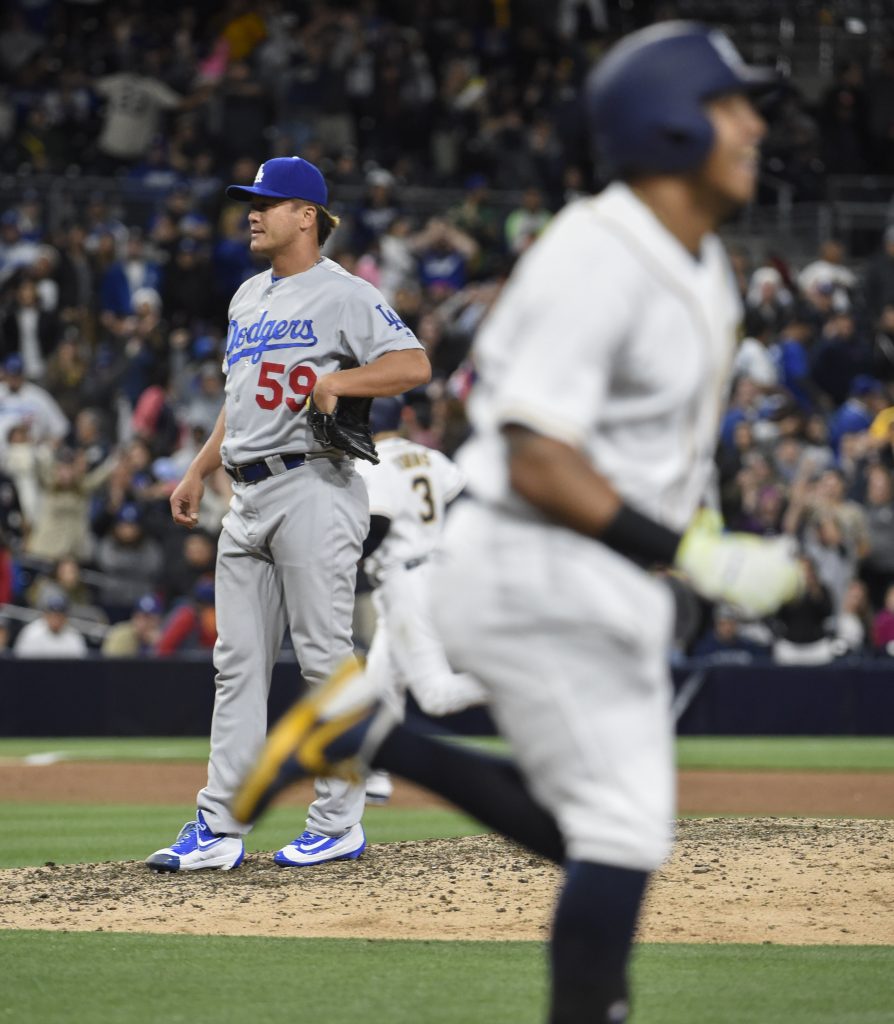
[
  {"xmin": 145, "ymin": 810, "xmax": 245, "ymax": 872},
  {"xmin": 274, "ymin": 824, "xmax": 367, "ymax": 866},
  {"xmin": 233, "ymin": 658, "xmax": 396, "ymax": 826}
]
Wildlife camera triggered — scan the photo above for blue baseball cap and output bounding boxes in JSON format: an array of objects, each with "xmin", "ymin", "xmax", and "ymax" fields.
[
  {"xmin": 226, "ymin": 157, "xmax": 328, "ymax": 205},
  {"xmin": 3, "ymin": 354, "xmax": 24, "ymax": 375},
  {"xmin": 40, "ymin": 588, "xmax": 69, "ymax": 613},
  {"xmin": 135, "ymin": 593, "xmax": 163, "ymax": 615},
  {"xmin": 850, "ymin": 374, "xmax": 885, "ymax": 397},
  {"xmin": 116, "ymin": 502, "xmax": 142, "ymax": 525}
]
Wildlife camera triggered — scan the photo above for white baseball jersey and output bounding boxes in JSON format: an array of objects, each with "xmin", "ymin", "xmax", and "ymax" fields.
[
  {"xmin": 432, "ymin": 181, "xmax": 742, "ymax": 871},
  {"xmin": 460, "ymin": 181, "xmax": 741, "ymax": 533},
  {"xmin": 356, "ymin": 436, "xmax": 465, "ymax": 582},
  {"xmin": 357, "ymin": 437, "xmax": 486, "ymax": 719},
  {"xmin": 220, "ymin": 258, "xmax": 421, "ymax": 465}
]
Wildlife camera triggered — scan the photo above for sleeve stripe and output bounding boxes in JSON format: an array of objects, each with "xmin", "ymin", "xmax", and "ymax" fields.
[{"xmin": 494, "ymin": 402, "xmax": 589, "ymax": 448}]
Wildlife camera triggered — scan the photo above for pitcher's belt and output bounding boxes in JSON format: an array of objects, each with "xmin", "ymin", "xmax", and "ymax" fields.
[{"xmin": 224, "ymin": 453, "xmax": 307, "ymax": 485}]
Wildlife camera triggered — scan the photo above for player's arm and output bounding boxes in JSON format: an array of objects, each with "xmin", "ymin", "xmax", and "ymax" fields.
[
  {"xmin": 361, "ymin": 514, "xmax": 392, "ymax": 559},
  {"xmin": 169, "ymin": 405, "xmax": 226, "ymax": 528},
  {"xmin": 312, "ymin": 350, "xmax": 431, "ymax": 414},
  {"xmin": 504, "ymin": 425, "xmax": 803, "ymax": 618}
]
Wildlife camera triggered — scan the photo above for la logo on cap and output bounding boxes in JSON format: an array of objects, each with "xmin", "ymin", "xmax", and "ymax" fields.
[{"xmin": 254, "ymin": 164, "xmax": 265, "ymax": 184}]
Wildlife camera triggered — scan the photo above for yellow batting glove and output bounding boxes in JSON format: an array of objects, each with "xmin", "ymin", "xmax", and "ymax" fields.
[{"xmin": 675, "ymin": 509, "xmax": 805, "ymax": 619}]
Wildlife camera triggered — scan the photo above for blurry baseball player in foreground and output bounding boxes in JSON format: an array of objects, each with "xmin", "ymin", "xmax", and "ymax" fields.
[
  {"xmin": 234, "ymin": 24, "xmax": 803, "ymax": 1022},
  {"xmin": 355, "ymin": 397, "xmax": 487, "ymax": 804},
  {"xmin": 145, "ymin": 156, "xmax": 429, "ymax": 872}
]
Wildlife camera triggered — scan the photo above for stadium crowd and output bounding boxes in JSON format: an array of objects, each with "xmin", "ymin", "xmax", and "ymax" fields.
[{"xmin": 3, "ymin": 0, "xmax": 894, "ymax": 663}]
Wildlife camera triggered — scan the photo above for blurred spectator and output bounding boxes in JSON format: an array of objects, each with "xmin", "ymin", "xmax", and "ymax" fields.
[
  {"xmin": 0, "ymin": 614, "xmax": 10, "ymax": 654},
  {"xmin": 0, "ymin": 354, "xmax": 69, "ymax": 450},
  {"xmin": 13, "ymin": 588, "xmax": 88, "ymax": 659},
  {"xmin": 71, "ymin": 408, "xmax": 112, "ymax": 471},
  {"xmin": 810, "ymin": 313, "xmax": 872, "ymax": 410},
  {"xmin": 0, "ymin": 212, "xmax": 40, "ymax": 287},
  {"xmin": 504, "ymin": 187, "xmax": 551, "ymax": 256},
  {"xmin": 353, "ymin": 169, "xmax": 401, "ymax": 251},
  {"xmin": 411, "ymin": 217, "xmax": 479, "ymax": 299},
  {"xmin": 826, "ymin": 376, "xmax": 890, "ymax": 454},
  {"xmin": 93, "ymin": 60, "xmax": 186, "ymax": 170},
  {"xmin": 43, "ymin": 331, "xmax": 90, "ymax": 422},
  {"xmin": 771, "ymin": 311, "xmax": 818, "ymax": 412},
  {"xmin": 181, "ymin": 363, "xmax": 225, "ymax": 436},
  {"xmin": 446, "ymin": 174, "xmax": 503, "ymax": 275},
  {"xmin": 160, "ymin": 238, "xmax": 217, "ymax": 328},
  {"xmin": 159, "ymin": 528, "xmax": 216, "ymax": 603},
  {"xmin": 690, "ymin": 605, "xmax": 772, "ymax": 663},
  {"xmin": 859, "ymin": 463, "xmax": 894, "ymax": 609},
  {"xmin": 785, "ymin": 466, "xmax": 870, "ymax": 564},
  {"xmin": 26, "ymin": 556, "xmax": 107, "ymax": 625},
  {"xmin": 835, "ymin": 578, "xmax": 872, "ymax": 652},
  {"xmin": 870, "ymin": 304, "xmax": 894, "ymax": 382},
  {"xmin": 1, "ymin": 420, "xmax": 40, "ymax": 529},
  {"xmin": 0, "ymin": 467, "xmax": 24, "ymax": 549},
  {"xmin": 773, "ymin": 557, "xmax": 837, "ymax": 665},
  {"xmin": 27, "ymin": 444, "xmax": 115, "ymax": 562},
  {"xmin": 871, "ymin": 582, "xmax": 894, "ymax": 654},
  {"xmin": 1, "ymin": 278, "xmax": 60, "ymax": 379},
  {"xmin": 155, "ymin": 579, "xmax": 216, "ymax": 655},
  {"xmin": 94, "ymin": 502, "xmax": 163, "ymax": 619},
  {"xmin": 732, "ymin": 324, "xmax": 779, "ymax": 392},
  {"xmin": 0, "ymin": 527, "xmax": 12, "ymax": 604},
  {"xmin": 818, "ymin": 59, "xmax": 870, "ymax": 174},
  {"xmin": 798, "ymin": 239, "xmax": 857, "ymax": 300},
  {"xmin": 802, "ymin": 513, "xmax": 857, "ymax": 614},
  {"xmin": 102, "ymin": 593, "xmax": 164, "ymax": 657},
  {"xmin": 744, "ymin": 266, "xmax": 792, "ymax": 336},
  {"xmin": 863, "ymin": 225, "xmax": 894, "ymax": 323}
]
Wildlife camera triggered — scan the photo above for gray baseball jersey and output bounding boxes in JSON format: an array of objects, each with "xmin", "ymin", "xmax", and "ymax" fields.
[{"xmin": 221, "ymin": 258, "xmax": 421, "ymax": 465}]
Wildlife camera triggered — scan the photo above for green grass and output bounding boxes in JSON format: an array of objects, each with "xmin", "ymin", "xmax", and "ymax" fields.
[
  {"xmin": 0, "ymin": 802, "xmax": 486, "ymax": 868},
  {"xmin": 2, "ymin": 933, "xmax": 891, "ymax": 1024},
  {"xmin": 2, "ymin": 735, "xmax": 894, "ymax": 770},
  {"xmin": 0, "ymin": 737, "xmax": 213, "ymax": 761},
  {"xmin": 675, "ymin": 737, "xmax": 894, "ymax": 772}
]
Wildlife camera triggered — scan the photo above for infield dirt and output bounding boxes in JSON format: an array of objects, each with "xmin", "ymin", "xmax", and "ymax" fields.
[{"xmin": 1, "ymin": 759, "xmax": 892, "ymax": 946}]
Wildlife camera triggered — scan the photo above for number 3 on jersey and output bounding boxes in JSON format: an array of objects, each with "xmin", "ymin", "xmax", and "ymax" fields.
[
  {"xmin": 255, "ymin": 361, "xmax": 317, "ymax": 412},
  {"xmin": 412, "ymin": 475, "xmax": 436, "ymax": 523}
]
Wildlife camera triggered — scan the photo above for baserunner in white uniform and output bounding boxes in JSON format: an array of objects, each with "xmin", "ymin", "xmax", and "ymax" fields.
[
  {"xmin": 356, "ymin": 398, "xmax": 487, "ymax": 803},
  {"xmin": 145, "ymin": 157, "xmax": 430, "ymax": 871},
  {"xmin": 234, "ymin": 25, "xmax": 804, "ymax": 1022}
]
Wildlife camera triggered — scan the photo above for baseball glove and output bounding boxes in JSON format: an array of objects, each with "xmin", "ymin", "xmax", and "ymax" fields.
[{"xmin": 306, "ymin": 393, "xmax": 380, "ymax": 464}]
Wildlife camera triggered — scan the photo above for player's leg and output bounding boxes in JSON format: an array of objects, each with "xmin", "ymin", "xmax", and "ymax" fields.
[
  {"xmin": 431, "ymin": 502, "xmax": 674, "ymax": 1022},
  {"xmin": 146, "ymin": 513, "xmax": 286, "ymax": 871},
  {"xmin": 548, "ymin": 861, "xmax": 648, "ymax": 1024},
  {"xmin": 198, "ymin": 530, "xmax": 286, "ymax": 834},
  {"xmin": 379, "ymin": 566, "xmax": 487, "ymax": 716},
  {"xmin": 270, "ymin": 458, "xmax": 370, "ymax": 862},
  {"xmin": 362, "ymin": 594, "xmax": 402, "ymax": 804},
  {"xmin": 373, "ymin": 725, "xmax": 565, "ymax": 862}
]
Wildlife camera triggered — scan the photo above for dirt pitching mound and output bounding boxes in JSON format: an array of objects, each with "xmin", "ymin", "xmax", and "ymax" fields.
[{"xmin": 1, "ymin": 818, "xmax": 891, "ymax": 945}]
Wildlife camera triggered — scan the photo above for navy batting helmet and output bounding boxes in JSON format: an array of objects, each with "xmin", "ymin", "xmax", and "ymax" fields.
[{"xmin": 586, "ymin": 21, "xmax": 777, "ymax": 179}]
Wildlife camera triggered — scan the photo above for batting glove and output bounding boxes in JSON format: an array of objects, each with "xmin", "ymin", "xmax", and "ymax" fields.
[{"xmin": 675, "ymin": 509, "xmax": 805, "ymax": 619}]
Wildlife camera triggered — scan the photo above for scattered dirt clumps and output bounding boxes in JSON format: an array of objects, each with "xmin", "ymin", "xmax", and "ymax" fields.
[{"xmin": 2, "ymin": 818, "xmax": 891, "ymax": 945}]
